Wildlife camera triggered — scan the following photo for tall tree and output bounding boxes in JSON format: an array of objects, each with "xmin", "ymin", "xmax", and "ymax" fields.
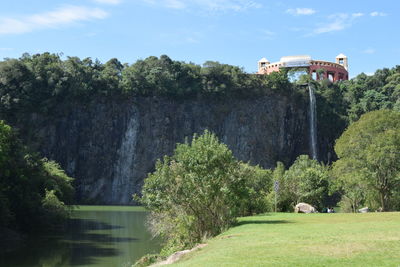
[{"xmin": 333, "ymin": 110, "xmax": 400, "ymax": 211}]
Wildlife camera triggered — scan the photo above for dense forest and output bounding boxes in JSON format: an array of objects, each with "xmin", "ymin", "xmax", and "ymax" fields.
[{"xmin": 0, "ymin": 53, "xmax": 293, "ymax": 120}]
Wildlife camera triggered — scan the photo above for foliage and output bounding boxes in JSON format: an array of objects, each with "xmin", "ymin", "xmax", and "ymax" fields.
[
  {"xmin": 342, "ymin": 66, "xmax": 400, "ymax": 122},
  {"xmin": 41, "ymin": 189, "xmax": 70, "ymax": 226},
  {"xmin": 304, "ymin": 66, "xmax": 400, "ymax": 158},
  {"xmin": 279, "ymin": 155, "xmax": 330, "ymax": 211},
  {"xmin": 239, "ymin": 163, "xmax": 273, "ymax": 215},
  {"xmin": 0, "ymin": 120, "xmax": 74, "ymax": 232},
  {"xmin": 332, "ymin": 110, "xmax": 400, "ymax": 211},
  {"xmin": 271, "ymin": 161, "xmax": 292, "ymax": 212},
  {"xmin": 314, "ymin": 81, "xmax": 348, "ymax": 159},
  {"xmin": 0, "ymin": 53, "xmax": 294, "ymax": 120},
  {"xmin": 42, "ymin": 160, "xmax": 74, "ymax": 204},
  {"xmin": 140, "ymin": 131, "xmax": 252, "ymax": 250}
]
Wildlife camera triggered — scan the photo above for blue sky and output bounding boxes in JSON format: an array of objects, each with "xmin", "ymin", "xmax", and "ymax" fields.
[{"xmin": 0, "ymin": 0, "xmax": 398, "ymax": 77}]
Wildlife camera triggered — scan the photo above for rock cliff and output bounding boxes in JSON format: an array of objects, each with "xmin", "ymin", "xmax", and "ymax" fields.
[{"xmin": 15, "ymin": 94, "xmax": 310, "ymax": 204}]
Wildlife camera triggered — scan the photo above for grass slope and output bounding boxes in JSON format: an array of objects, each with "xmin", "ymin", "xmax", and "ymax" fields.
[{"xmin": 173, "ymin": 212, "xmax": 400, "ymax": 267}]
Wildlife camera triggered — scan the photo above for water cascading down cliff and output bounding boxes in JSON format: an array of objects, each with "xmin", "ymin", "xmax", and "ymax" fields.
[{"xmin": 308, "ymin": 84, "xmax": 318, "ymax": 160}]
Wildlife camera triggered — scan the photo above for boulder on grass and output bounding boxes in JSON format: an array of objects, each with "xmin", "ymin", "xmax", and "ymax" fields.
[
  {"xmin": 358, "ymin": 207, "xmax": 369, "ymax": 213},
  {"xmin": 295, "ymin": 203, "xmax": 316, "ymax": 213}
]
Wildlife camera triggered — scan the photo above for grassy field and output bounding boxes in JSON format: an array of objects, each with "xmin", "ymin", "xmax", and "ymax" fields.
[{"xmin": 173, "ymin": 212, "xmax": 400, "ymax": 267}]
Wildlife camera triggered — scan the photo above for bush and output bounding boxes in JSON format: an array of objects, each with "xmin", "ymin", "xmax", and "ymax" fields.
[
  {"xmin": 41, "ymin": 189, "xmax": 70, "ymax": 226},
  {"xmin": 239, "ymin": 163, "xmax": 273, "ymax": 215},
  {"xmin": 273, "ymin": 156, "xmax": 331, "ymax": 212},
  {"xmin": 140, "ymin": 130, "xmax": 249, "ymax": 250}
]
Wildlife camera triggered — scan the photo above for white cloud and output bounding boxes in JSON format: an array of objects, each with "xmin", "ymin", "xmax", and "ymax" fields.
[
  {"xmin": 352, "ymin": 12, "xmax": 364, "ymax": 18},
  {"xmin": 185, "ymin": 36, "xmax": 198, "ymax": 43},
  {"xmin": 311, "ymin": 13, "xmax": 362, "ymax": 35},
  {"xmin": 165, "ymin": 0, "xmax": 186, "ymax": 9},
  {"xmin": 141, "ymin": 0, "xmax": 261, "ymax": 12},
  {"xmin": 260, "ymin": 29, "xmax": 275, "ymax": 39},
  {"xmin": 286, "ymin": 8, "xmax": 316, "ymax": 16},
  {"xmin": 197, "ymin": 0, "xmax": 262, "ymax": 11},
  {"xmin": 370, "ymin": 11, "xmax": 387, "ymax": 17},
  {"xmin": 92, "ymin": 0, "xmax": 122, "ymax": 4},
  {"xmin": 0, "ymin": 5, "xmax": 108, "ymax": 35},
  {"xmin": 362, "ymin": 48, "xmax": 375, "ymax": 54},
  {"xmin": 159, "ymin": 30, "xmax": 203, "ymax": 45}
]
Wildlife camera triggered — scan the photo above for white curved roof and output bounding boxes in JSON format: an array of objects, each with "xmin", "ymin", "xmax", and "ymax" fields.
[
  {"xmin": 336, "ymin": 53, "xmax": 347, "ymax": 58},
  {"xmin": 258, "ymin": 57, "xmax": 270, "ymax": 62},
  {"xmin": 280, "ymin": 55, "xmax": 311, "ymax": 63}
]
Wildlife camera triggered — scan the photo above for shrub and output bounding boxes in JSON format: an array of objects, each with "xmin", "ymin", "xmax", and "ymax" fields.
[
  {"xmin": 41, "ymin": 189, "xmax": 70, "ymax": 226},
  {"xmin": 140, "ymin": 130, "xmax": 248, "ymax": 250}
]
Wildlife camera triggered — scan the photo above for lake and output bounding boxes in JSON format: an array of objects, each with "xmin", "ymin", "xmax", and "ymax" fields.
[{"xmin": 0, "ymin": 206, "xmax": 161, "ymax": 267}]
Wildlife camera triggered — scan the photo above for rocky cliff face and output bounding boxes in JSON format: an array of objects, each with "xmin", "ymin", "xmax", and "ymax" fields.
[{"xmin": 17, "ymin": 94, "xmax": 310, "ymax": 204}]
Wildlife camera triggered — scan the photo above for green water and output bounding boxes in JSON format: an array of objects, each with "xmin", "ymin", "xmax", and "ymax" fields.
[{"xmin": 0, "ymin": 206, "xmax": 161, "ymax": 267}]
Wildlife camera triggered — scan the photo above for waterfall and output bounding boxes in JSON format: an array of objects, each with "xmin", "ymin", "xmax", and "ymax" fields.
[
  {"xmin": 308, "ymin": 84, "xmax": 318, "ymax": 160},
  {"xmin": 111, "ymin": 108, "xmax": 139, "ymax": 203}
]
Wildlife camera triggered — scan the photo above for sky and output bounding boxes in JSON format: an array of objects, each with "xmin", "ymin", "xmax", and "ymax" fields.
[{"xmin": 0, "ymin": 0, "xmax": 399, "ymax": 77}]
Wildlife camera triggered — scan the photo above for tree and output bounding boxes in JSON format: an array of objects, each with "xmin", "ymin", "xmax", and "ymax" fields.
[
  {"xmin": 333, "ymin": 110, "xmax": 400, "ymax": 211},
  {"xmin": 272, "ymin": 161, "xmax": 291, "ymax": 211},
  {"xmin": 282, "ymin": 155, "xmax": 330, "ymax": 210},
  {"xmin": 140, "ymin": 131, "xmax": 248, "ymax": 250},
  {"xmin": 331, "ymin": 158, "xmax": 368, "ymax": 212},
  {"xmin": 239, "ymin": 163, "xmax": 273, "ymax": 215},
  {"xmin": 266, "ymin": 157, "xmax": 330, "ymax": 212},
  {"xmin": 0, "ymin": 120, "xmax": 74, "ymax": 231},
  {"xmin": 0, "ymin": 59, "xmax": 34, "ymax": 115},
  {"xmin": 342, "ymin": 66, "xmax": 400, "ymax": 122}
]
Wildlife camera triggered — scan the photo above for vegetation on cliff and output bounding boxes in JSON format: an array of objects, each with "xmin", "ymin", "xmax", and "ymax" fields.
[
  {"xmin": 0, "ymin": 53, "xmax": 294, "ymax": 121},
  {"xmin": 341, "ymin": 67, "xmax": 400, "ymax": 121},
  {"xmin": 1, "ymin": 52, "xmax": 398, "ymax": 138},
  {"xmin": 0, "ymin": 120, "xmax": 74, "ymax": 233}
]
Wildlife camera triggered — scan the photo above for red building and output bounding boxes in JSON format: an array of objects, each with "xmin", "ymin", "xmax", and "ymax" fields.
[{"xmin": 257, "ymin": 54, "xmax": 349, "ymax": 82}]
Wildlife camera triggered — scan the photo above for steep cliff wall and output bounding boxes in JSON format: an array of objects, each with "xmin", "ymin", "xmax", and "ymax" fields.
[{"xmin": 17, "ymin": 94, "xmax": 310, "ymax": 204}]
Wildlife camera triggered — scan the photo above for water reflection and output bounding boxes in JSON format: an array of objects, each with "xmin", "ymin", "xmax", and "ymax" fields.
[{"xmin": 0, "ymin": 206, "xmax": 161, "ymax": 267}]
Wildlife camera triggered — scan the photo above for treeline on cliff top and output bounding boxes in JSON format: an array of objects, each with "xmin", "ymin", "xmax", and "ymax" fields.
[
  {"xmin": 0, "ymin": 53, "xmax": 292, "ymax": 117},
  {"xmin": 0, "ymin": 52, "xmax": 399, "ymax": 122}
]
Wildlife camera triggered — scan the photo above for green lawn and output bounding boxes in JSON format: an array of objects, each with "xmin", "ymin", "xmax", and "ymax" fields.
[{"xmin": 173, "ymin": 212, "xmax": 400, "ymax": 267}]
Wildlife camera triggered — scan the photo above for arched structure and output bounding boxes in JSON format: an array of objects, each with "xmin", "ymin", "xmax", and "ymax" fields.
[{"xmin": 258, "ymin": 54, "xmax": 349, "ymax": 82}]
